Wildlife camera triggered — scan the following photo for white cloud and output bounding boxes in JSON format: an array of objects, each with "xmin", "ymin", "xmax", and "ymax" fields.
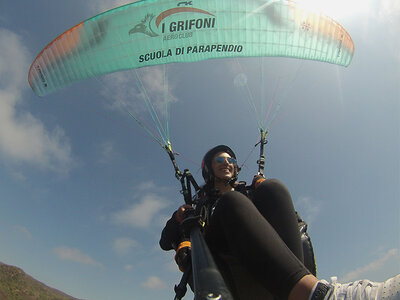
[
  {"xmin": 124, "ymin": 264, "xmax": 133, "ymax": 271},
  {"xmin": 137, "ymin": 181, "xmax": 158, "ymax": 191},
  {"xmin": 0, "ymin": 28, "xmax": 74, "ymax": 174},
  {"xmin": 376, "ymin": 0, "xmax": 400, "ymax": 61},
  {"xmin": 165, "ymin": 259, "xmax": 180, "ymax": 273},
  {"xmin": 136, "ymin": 181, "xmax": 171, "ymax": 194},
  {"xmin": 141, "ymin": 276, "xmax": 168, "ymax": 290},
  {"xmin": 98, "ymin": 140, "xmax": 118, "ymax": 164},
  {"xmin": 112, "ymin": 193, "xmax": 168, "ymax": 228},
  {"xmin": 10, "ymin": 170, "xmax": 26, "ymax": 182},
  {"xmin": 378, "ymin": 0, "xmax": 400, "ymax": 25},
  {"xmin": 54, "ymin": 246, "xmax": 104, "ymax": 268},
  {"xmin": 298, "ymin": 0, "xmax": 374, "ymax": 19},
  {"xmin": 13, "ymin": 225, "xmax": 32, "ymax": 240},
  {"xmin": 100, "ymin": 67, "xmax": 178, "ymax": 119},
  {"xmin": 295, "ymin": 196, "xmax": 321, "ymax": 225},
  {"xmin": 341, "ymin": 248, "xmax": 400, "ymax": 282},
  {"xmin": 112, "ymin": 237, "xmax": 138, "ymax": 255}
]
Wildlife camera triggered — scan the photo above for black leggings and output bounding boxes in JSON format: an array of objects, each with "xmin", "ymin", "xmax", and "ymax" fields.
[{"xmin": 205, "ymin": 179, "xmax": 310, "ymax": 299}]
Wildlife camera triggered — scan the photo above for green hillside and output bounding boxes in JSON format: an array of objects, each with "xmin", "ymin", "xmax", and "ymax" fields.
[{"xmin": 0, "ymin": 262, "xmax": 79, "ymax": 300}]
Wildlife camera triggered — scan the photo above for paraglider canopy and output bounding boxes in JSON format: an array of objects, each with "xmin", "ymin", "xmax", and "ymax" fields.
[{"xmin": 28, "ymin": 0, "xmax": 354, "ymax": 97}]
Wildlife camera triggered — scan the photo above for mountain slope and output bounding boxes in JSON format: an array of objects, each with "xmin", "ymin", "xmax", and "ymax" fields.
[{"xmin": 0, "ymin": 262, "xmax": 79, "ymax": 300}]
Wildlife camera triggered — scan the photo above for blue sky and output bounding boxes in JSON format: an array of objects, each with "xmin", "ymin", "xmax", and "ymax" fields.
[{"xmin": 0, "ymin": 1, "xmax": 399, "ymax": 299}]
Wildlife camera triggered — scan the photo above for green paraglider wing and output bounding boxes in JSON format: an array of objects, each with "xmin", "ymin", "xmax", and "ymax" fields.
[{"xmin": 28, "ymin": 0, "xmax": 354, "ymax": 96}]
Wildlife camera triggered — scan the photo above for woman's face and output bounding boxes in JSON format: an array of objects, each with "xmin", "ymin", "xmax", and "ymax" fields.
[{"xmin": 211, "ymin": 151, "xmax": 236, "ymax": 181}]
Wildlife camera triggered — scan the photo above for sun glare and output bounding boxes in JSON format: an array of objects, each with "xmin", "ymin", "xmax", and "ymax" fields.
[{"xmin": 297, "ymin": 0, "xmax": 373, "ymax": 20}]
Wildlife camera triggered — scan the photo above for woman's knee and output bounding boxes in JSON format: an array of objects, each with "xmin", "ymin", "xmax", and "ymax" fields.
[
  {"xmin": 255, "ymin": 178, "xmax": 291, "ymax": 199},
  {"xmin": 216, "ymin": 191, "xmax": 255, "ymax": 216},
  {"xmin": 253, "ymin": 179, "xmax": 296, "ymax": 214},
  {"xmin": 256, "ymin": 178, "xmax": 288, "ymax": 192}
]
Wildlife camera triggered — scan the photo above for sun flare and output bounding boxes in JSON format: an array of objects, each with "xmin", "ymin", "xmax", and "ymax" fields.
[{"xmin": 297, "ymin": 0, "xmax": 373, "ymax": 19}]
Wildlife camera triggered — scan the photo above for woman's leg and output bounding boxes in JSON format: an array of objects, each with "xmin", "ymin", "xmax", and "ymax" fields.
[
  {"xmin": 252, "ymin": 179, "xmax": 304, "ymax": 262},
  {"xmin": 204, "ymin": 189, "xmax": 400, "ymax": 300},
  {"xmin": 205, "ymin": 191, "xmax": 311, "ymax": 299}
]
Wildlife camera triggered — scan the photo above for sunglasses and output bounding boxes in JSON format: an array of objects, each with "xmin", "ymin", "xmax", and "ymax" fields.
[{"xmin": 215, "ymin": 156, "xmax": 236, "ymax": 165}]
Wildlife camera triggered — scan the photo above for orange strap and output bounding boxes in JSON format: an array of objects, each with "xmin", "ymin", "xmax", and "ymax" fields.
[
  {"xmin": 175, "ymin": 241, "xmax": 191, "ymax": 272},
  {"xmin": 254, "ymin": 177, "xmax": 266, "ymax": 188},
  {"xmin": 176, "ymin": 241, "xmax": 191, "ymax": 253}
]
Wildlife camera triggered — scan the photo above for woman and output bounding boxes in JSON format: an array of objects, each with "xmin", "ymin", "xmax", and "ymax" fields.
[{"xmin": 160, "ymin": 145, "xmax": 400, "ymax": 300}]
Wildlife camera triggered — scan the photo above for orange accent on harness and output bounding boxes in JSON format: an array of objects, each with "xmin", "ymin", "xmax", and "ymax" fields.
[
  {"xmin": 175, "ymin": 241, "xmax": 191, "ymax": 272},
  {"xmin": 176, "ymin": 241, "xmax": 191, "ymax": 253},
  {"xmin": 255, "ymin": 178, "xmax": 266, "ymax": 188}
]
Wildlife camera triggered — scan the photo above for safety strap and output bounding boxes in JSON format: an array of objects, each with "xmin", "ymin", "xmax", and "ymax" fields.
[{"xmin": 175, "ymin": 241, "xmax": 192, "ymax": 272}]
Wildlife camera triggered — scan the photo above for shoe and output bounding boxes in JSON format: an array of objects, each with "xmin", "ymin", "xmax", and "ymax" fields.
[{"xmin": 322, "ymin": 274, "xmax": 400, "ymax": 300}]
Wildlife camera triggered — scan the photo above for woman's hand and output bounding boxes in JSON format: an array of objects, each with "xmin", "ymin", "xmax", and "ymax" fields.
[{"xmin": 175, "ymin": 204, "xmax": 193, "ymax": 223}]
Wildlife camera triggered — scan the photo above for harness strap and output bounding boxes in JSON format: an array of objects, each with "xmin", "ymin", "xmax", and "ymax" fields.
[
  {"xmin": 176, "ymin": 241, "xmax": 191, "ymax": 252},
  {"xmin": 175, "ymin": 240, "xmax": 192, "ymax": 272}
]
